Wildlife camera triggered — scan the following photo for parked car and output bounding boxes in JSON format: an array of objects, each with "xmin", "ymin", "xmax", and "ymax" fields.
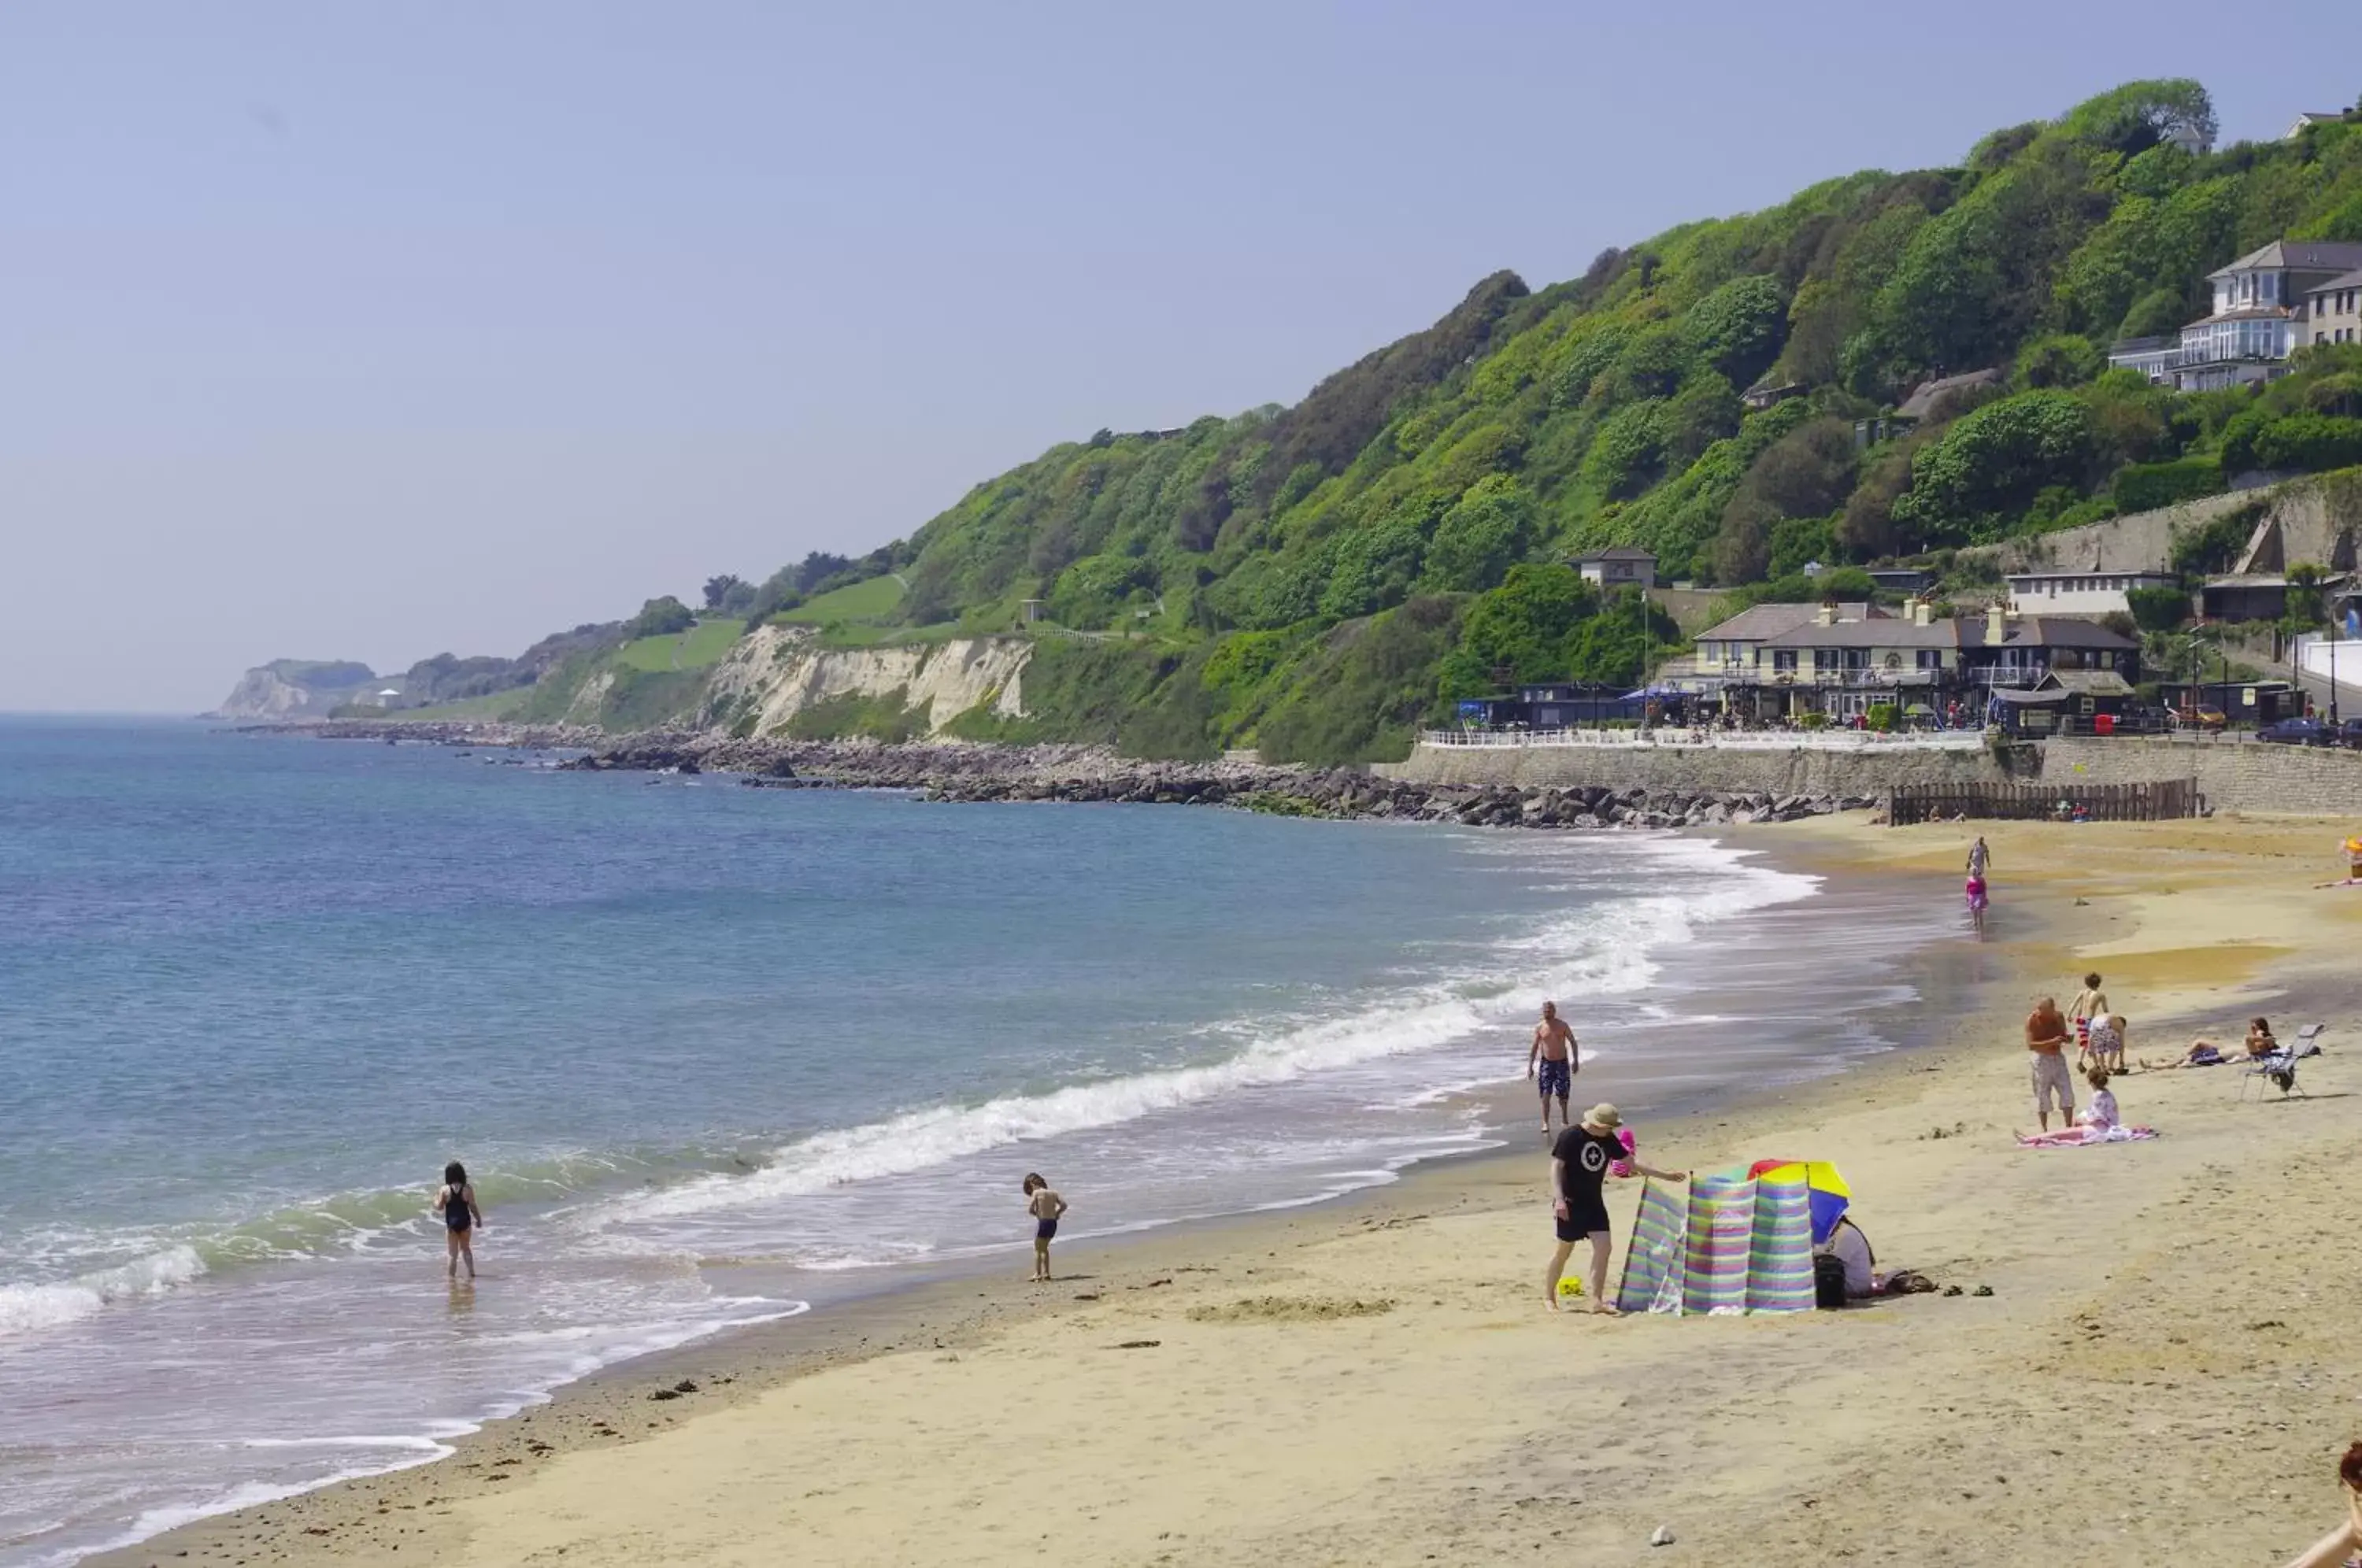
[
  {"xmin": 2257, "ymin": 716, "xmax": 2331, "ymax": 745},
  {"xmin": 2171, "ymin": 704, "xmax": 2227, "ymax": 732},
  {"xmin": 2339, "ymin": 717, "xmax": 2362, "ymax": 750}
]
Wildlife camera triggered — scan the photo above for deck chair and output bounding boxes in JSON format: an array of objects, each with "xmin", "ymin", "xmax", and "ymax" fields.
[
  {"xmin": 2240, "ymin": 1037, "xmax": 2308, "ymax": 1100},
  {"xmin": 2294, "ymin": 1023, "xmax": 2327, "ymax": 1056}
]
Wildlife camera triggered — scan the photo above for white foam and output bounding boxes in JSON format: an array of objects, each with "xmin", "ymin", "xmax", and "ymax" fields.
[
  {"xmin": 0, "ymin": 1245, "xmax": 206, "ymax": 1339},
  {"xmin": 594, "ymin": 837, "xmax": 1814, "ymax": 1229}
]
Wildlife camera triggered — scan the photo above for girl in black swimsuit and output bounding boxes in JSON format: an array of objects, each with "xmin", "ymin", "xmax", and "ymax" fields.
[{"xmin": 434, "ymin": 1160, "xmax": 483, "ymax": 1281}]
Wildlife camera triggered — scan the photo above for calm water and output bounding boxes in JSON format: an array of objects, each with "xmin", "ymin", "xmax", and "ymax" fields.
[{"xmin": 0, "ymin": 719, "xmax": 1952, "ymax": 1565}]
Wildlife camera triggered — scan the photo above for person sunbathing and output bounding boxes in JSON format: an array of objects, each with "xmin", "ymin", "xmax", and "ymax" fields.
[{"xmin": 2141, "ymin": 1019, "xmax": 2274, "ymax": 1071}]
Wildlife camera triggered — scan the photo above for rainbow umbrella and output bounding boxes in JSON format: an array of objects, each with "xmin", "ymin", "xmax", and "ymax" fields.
[{"xmin": 1747, "ymin": 1159, "xmax": 1852, "ymax": 1244}]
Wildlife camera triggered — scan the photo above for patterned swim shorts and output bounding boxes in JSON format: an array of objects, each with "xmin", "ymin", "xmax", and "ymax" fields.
[{"xmin": 1538, "ymin": 1058, "xmax": 1572, "ymax": 1099}]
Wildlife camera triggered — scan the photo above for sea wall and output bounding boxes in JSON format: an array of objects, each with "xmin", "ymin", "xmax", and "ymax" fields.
[
  {"xmin": 1381, "ymin": 741, "xmax": 2008, "ymax": 796},
  {"xmin": 2036, "ymin": 737, "xmax": 2362, "ymax": 816},
  {"xmin": 1388, "ymin": 735, "xmax": 2362, "ymax": 815},
  {"xmin": 705, "ymin": 626, "xmax": 1031, "ymax": 733}
]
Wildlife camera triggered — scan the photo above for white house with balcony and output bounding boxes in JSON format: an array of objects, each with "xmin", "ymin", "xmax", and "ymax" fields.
[{"xmin": 2109, "ymin": 239, "xmax": 2362, "ymax": 390}]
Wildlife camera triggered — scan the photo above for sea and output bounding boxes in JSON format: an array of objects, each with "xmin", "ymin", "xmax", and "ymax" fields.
[{"xmin": 0, "ymin": 717, "xmax": 1963, "ymax": 1566}]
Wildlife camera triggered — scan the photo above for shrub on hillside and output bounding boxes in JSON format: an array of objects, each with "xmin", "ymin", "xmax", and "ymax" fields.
[
  {"xmin": 1890, "ymin": 390, "xmax": 2097, "ymax": 547},
  {"xmin": 2112, "ymin": 454, "xmax": 2224, "ymax": 513},
  {"xmin": 624, "ymin": 597, "xmax": 696, "ymax": 640}
]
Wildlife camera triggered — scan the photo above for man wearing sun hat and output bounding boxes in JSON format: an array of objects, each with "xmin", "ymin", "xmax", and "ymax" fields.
[{"xmin": 1546, "ymin": 1103, "xmax": 1685, "ymax": 1315}]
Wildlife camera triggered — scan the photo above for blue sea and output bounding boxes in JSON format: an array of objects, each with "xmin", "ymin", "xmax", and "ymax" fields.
[{"xmin": 0, "ymin": 718, "xmax": 1953, "ymax": 1565}]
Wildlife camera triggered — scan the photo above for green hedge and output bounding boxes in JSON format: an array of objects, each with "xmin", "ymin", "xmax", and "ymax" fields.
[{"xmin": 2111, "ymin": 454, "xmax": 2223, "ymax": 514}]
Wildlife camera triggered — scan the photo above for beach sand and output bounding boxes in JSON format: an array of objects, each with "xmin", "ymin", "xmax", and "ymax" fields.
[{"xmin": 98, "ymin": 812, "xmax": 2362, "ymax": 1567}]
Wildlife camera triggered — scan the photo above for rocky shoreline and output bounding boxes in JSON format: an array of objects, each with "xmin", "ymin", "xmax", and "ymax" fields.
[{"xmin": 288, "ymin": 721, "xmax": 1875, "ymax": 829}]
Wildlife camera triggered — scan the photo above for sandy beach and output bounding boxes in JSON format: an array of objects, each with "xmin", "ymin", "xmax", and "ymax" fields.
[{"xmin": 98, "ymin": 811, "xmax": 2362, "ymax": 1568}]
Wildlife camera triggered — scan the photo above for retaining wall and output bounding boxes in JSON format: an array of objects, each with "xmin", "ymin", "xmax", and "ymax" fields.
[
  {"xmin": 1386, "ymin": 735, "xmax": 2362, "ymax": 815},
  {"xmin": 2035, "ymin": 738, "xmax": 2362, "ymax": 817},
  {"xmin": 1380, "ymin": 742, "xmax": 2008, "ymax": 796}
]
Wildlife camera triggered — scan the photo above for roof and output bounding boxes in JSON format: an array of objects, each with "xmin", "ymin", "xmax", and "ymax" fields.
[
  {"xmin": 1895, "ymin": 368, "xmax": 2004, "ymax": 421},
  {"xmin": 1958, "ymin": 616, "xmax": 2141, "ymax": 652},
  {"xmin": 1695, "ymin": 602, "xmax": 1887, "ymax": 642},
  {"xmin": 1576, "ymin": 546, "xmax": 1657, "ymax": 563},
  {"xmin": 2046, "ymin": 670, "xmax": 2137, "ymax": 697},
  {"xmin": 2182, "ymin": 307, "xmax": 2297, "ymax": 326},
  {"xmin": 2005, "ymin": 568, "xmax": 2175, "ymax": 582},
  {"xmin": 2208, "ymin": 240, "xmax": 2362, "ymax": 280},
  {"xmin": 2306, "ymin": 267, "xmax": 2362, "ymax": 297},
  {"xmin": 1761, "ymin": 620, "xmax": 1960, "ymax": 650}
]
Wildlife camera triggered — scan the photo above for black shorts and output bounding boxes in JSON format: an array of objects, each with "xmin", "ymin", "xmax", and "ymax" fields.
[
  {"xmin": 1035, "ymin": 1219, "xmax": 1057, "ymax": 1242},
  {"xmin": 1554, "ymin": 1201, "xmax": 1609, "ymax": 1244}
]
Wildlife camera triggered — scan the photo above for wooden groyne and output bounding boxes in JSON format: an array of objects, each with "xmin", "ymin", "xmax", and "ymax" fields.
[{"xmin": 1886, "ymin": 778, "xmax": 2201, "ymax": 826}]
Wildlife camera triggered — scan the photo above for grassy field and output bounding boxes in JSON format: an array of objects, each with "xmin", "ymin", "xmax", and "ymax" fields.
[
  {"xmin": 775, "ymin": 575, "xmax": 905, "ymax": 624},
  {"xmin": 387, "ymin": 690, "xmax": 533, "ymax": 723},
  {"xmin": 613, "ymin": 618, "xmax": 744, "ymax": 671}
]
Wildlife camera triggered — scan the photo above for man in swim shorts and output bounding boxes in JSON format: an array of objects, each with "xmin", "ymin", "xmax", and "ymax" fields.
[
  {"xmin": 1528, "ymin": 1001, "xmax": 1577, "ymax": 1137},
  {"xmin": 2026, "ymin": 996, "xmax": 2075, "ymax": 1132}
]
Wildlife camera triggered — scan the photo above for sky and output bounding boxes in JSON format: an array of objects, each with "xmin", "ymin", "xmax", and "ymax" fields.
[{"xmin": 2, "ymin": 2, "xmax": 2351, "ymax": 712}]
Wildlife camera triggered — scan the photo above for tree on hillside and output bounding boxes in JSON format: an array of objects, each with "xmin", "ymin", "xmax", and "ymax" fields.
[
  {"xmin": 624, "ymin": 596, "xmax": 696, "ymax": 639},
  {"xmin": 702, "ymin": 574, "xmax": 746, "ymax": 610},
  {"xmin": 1436, "ymin": 565, "xmax": 1597, "ymax": 695},
  {"xmin": 1890, "ymin": 390, "xmax": 2096, "ymax": 547},
  {"xmin": 1423, "ymin": 475, "xmax": 1535, "ymax": 594},
  {"xmin": 2062, "ymin": 79, "xmax": 2217, "ymax": 157},
  {"xmin": 1715, "ymin": 417, "xmax": 1857, "ymax": 579}
]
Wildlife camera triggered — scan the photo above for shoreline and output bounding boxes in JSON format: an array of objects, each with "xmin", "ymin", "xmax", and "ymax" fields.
[
  {"xmin": 83, "ymin": 819, "xmax": 2004, "ymax": 1567},
  {"xmin": 86, "ymin": 811, "xmax": 2362, "ymax": 1566}
]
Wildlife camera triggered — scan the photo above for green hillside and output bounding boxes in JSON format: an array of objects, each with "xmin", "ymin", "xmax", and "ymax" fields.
[
  {"xmin": 389, "ymin": 81, "xmax": 2362, "ymax": 761},
  {"xmin": 774, "ymin": 80, "xmax": 2360, "ymax": 762}
]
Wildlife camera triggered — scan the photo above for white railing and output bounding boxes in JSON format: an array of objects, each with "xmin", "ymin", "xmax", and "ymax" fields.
[{"xmin": 1418, "ymin": 727, "xmax": 1993, "ymax": 752}]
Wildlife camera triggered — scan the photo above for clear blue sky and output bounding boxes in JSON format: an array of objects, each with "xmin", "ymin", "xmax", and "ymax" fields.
[{"xmin": 2, "ymin": 2, "xmax": 2349, "ymax": 711}]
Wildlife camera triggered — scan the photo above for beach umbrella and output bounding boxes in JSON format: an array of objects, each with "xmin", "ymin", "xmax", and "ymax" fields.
[{"xmin": 1746, "ymin": 1159, "xmax": 1852, "ymax": 1244}]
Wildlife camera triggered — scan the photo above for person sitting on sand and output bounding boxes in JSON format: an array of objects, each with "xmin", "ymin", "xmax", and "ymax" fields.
[
  {"xmin": 2281, "ymin": 1438, "xmax": 2362, "ymax": 1567},
  {"xmin": 1527, "ymin": 1001, "xmax": 1578, "ymax": 1137},
  {"xmin": 2025, "ymin": 998, "xmax": 2075, "ymax": 1133},
  {"xmin": 1021, "ymin": 1173, "xmax": 1067, "ymax": 1283},
  {"xmin": 1546, "ymin": 1104, "xmax": 1685, "ymax": 1315},
  {"xmin": 2016, "ymin": 1067, "xmax": 2148, "ymax": 1147},
  {"xmin": 433, "ymin": 1161, "xmax": 483, "ymax": 1283}
]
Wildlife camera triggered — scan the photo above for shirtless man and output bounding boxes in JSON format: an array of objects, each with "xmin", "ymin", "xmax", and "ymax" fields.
[
  {"xmin": 1527, "ymin": 1001, "xmax": 1578, "ymax": 1136},
  {"xmin": 2026, "ymin": 997, "xmax": 2075, "ymax": 1133}
]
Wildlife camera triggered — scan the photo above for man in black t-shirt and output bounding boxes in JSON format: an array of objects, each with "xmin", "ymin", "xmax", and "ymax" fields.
[{"xmin": 1546, "ymin": 1103, "xmax": 1685, "ymax": 1314}]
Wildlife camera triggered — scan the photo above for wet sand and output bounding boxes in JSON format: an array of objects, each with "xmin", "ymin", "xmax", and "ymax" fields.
[{"xmin": 95, "ymin": 812, "xmax": 2362, "ymax": 1567}]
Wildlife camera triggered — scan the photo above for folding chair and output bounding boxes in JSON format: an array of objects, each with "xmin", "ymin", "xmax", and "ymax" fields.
[
  {"xmin": 2294, "ymin": 1023, "xmax": 2327, "ymax": 1057},
  {"xmin": 2240, "ymin": 1039, "xmax": 2308, "ymax": 1100}
]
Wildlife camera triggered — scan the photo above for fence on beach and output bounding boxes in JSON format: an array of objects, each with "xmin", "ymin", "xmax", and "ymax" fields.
[{"xmin": 1884, "ymin": 778, "xmax": 2201, "ymax": 826}]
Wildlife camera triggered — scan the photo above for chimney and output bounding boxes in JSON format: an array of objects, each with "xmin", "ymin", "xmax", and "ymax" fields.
[
  {"xmin": 1986, "ymin": 602, "xmax": 2007, "ymax": 643},
  {"xmin": 1816, "ymin": 601, "xmax": 1835, "ymax": 627},
  {"xmin": 1913, "ymin": 597, "xmax": 1932, "ymax": 627}
]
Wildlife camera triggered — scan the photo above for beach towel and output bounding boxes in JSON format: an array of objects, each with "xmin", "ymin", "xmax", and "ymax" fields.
[
  {"xmin": 2015, "ymin": 1125, "xmax": 2158, "ymax": 1148},
  {"xmin": 1616, "ymin": 1172, "xmax": 1815, "ymax": 1316}
]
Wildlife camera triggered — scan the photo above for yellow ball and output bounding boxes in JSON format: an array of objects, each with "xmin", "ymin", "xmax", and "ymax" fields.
[{"xmin": 1556, "ymin": 1276, "xmax": 1585, "ymax": 1300}]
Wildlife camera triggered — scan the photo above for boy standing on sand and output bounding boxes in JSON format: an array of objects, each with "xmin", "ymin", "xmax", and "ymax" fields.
[
  {"xmin": 1021, "ymin": 1174, "xmax": 1067, "ymax": 1283},
  {"xmin": 2026, "ymin": 997, "xmax": 2075, "ymax": 1132},
  {"xmin": 2069, "ymin": 972, "xmax": 2109, "ymax": 1065},
  {"xmin": 1546, "ymin": 1104, "xmax": 1685, "ymax": 1315},
  {"xmin": 1527, "ymin": 1001, "xmax": 1577, "ymax": 1137}
]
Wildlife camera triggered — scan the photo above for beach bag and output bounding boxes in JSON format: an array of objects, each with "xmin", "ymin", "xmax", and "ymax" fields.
[{"xmin": 1813, "ymin": 1254, "xmax": 1849, "ymax": 1310}]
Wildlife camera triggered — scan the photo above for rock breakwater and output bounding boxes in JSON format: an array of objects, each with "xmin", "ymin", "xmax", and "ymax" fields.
[{"xmin": 553, "ymin": 734, "xmax": 1874, "ymax": 829}]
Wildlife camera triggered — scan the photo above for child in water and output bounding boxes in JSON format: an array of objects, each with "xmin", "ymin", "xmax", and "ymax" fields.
[
  {"xmin": 433, "ymin": 1161, "xmax": 483, "ymax": 1282},
  {"xmin": 1021, "ymin": 1173, "xmax": 1068, "ymax": 1283}
]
